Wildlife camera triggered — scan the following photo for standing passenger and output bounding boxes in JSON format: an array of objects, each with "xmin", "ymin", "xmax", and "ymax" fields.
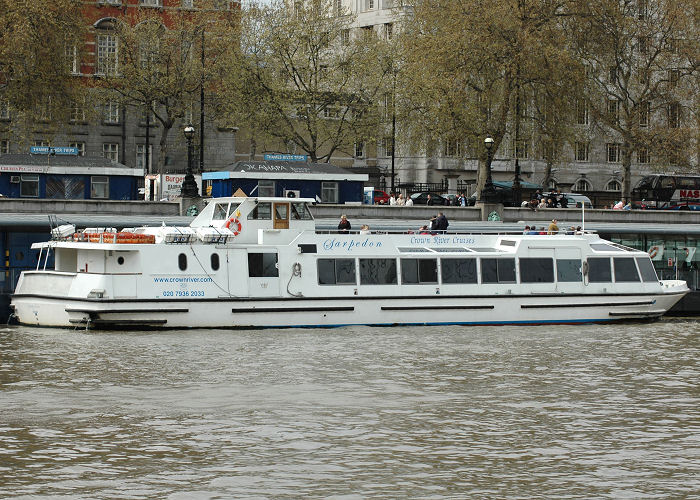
[{"xmin": 338, "ymin": 215, "xmax": 351, "ymax": 233}]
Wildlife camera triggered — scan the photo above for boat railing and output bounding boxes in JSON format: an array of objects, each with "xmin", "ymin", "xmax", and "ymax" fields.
[{"xmin": 315, "ymin": 229, "xmax": 596, "ymax": 236}]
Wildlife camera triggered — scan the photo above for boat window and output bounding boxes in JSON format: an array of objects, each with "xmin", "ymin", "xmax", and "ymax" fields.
[
  {"xmin": 247, "ymin": 202, "xmax": 272, "ymax": 220},
  {"xmin": 211, "ymin": 253, "xmax": 220, "ymax": 271},
  {"xmin": 557, "ymin": 259, "xmax": 582, "ymax": 282},
  {"xmin": 614, "ymin": 257, "xmax": 640, "ymax": 282},
  {"xmin": 587, "ymin": 257, "xmax": 612, "ymax": 282},
  {"xmin": 636, "ymin": 257, "xmax": 659, "ymax": 282},
  {"xmin": 360, "ymin": 258, "xmax": 397, "ymax": 285},
  {"xmin": 590, "ymin": 243, "xmax": 625, "ymax": 252},
  {"xmin": 290, "ymin": 202, "xmax": 313, "ymax": 220},
  {"xmin": 481, "ymin": 258, "xmax": 516, "ymax": 283},
  {"xmin": 470, "ymin": 247, "xmax": 499, "ymax": 253},
  {"xmin": 317, "ymin": 258, "xmax": 356, "ymax": 285},
  {"xmin": 248, "ymin": 252, "xmax": 278, "ymax": 277},
  {"xmin": 398, "ymin": 247, "xmax": 432, "ymax": 253},
  {"xmin": 212, "ymin": 204, "xmax": 228, "ymax": 220},
  {"xmin": 519, "ymin": 258, "xmax": 554, "ymax": 283},
  {"xmin": 432, "ymin": 247, "xmax": 472, "ymax": 253},
  {"xmin": 441, "ymin": 258, "xmax": 477, "ymax": 284},
  {"xmin": 178, "ymin": 253, "xmax": 187, "ymax": 271},
  {"xmin": 401, "ymin": 259, "xmax": 438, "ymax": 284}
]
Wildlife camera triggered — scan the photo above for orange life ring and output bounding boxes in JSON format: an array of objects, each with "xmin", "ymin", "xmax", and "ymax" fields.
[
  {"xmin": 649, "ymin": 246, "xmax": 659, "ymax": 259},
  {"xmin": 224, "ymin": 217, "xmax": 242, "ymax": 236}
]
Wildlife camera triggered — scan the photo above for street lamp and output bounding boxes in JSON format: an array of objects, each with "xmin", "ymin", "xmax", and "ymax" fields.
[
  {"xmin": 180, "ymin": 124, "xmax": 199, "ymax": 198},
  {"xmin": 480, "ymin": 135, "xmax": 497, "ymax": 203}
]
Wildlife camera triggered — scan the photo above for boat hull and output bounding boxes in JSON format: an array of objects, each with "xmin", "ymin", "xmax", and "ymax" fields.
[{"xmin": 11, "ymin": 284, "xmax": 688, "ymax": 329}]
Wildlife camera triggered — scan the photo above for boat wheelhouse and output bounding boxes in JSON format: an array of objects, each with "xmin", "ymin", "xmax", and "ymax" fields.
[{"xmin": 11, "ymin": 196, "xmax": 689, "ymax": 329}]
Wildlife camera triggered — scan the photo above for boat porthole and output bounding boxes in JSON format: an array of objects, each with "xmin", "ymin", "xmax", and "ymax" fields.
[
  {"xmin": 117, "ymin": 256, "xmax": 125, "ymax": 265},
  {"xmin": 178, "ymin": 253, "xmax": 187, "ymax": 271},
  {"xmin": 211, "ymin": 253, "xmax": 220, "ymax": 271}
]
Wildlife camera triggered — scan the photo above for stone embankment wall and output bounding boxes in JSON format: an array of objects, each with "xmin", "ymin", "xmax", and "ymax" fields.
[{"xmin": 0, "ymin": 198, "xmax": 180, "ymax": 216}]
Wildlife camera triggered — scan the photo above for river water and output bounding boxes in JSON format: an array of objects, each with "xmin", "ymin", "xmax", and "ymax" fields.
[{"xmin": 0, "ymin": 320, "xmax": 698, "ymax": 499}]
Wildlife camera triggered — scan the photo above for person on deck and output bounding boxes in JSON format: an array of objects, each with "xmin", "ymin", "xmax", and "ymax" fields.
[{"xmin": 338, "ymin": 215, "xmax": 351, "ymax": 233}]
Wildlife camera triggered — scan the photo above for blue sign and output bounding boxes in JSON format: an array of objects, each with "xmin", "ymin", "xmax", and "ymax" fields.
[
  {"xmin": 30, "ymin": 146, "xmax": 79, "ymax": 156},
  {"xmin": 263, "ymin": 153, "xmax": 308, "ymax": 162}
]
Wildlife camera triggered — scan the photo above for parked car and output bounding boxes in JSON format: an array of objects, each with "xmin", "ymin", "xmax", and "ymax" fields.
[
  {"xmin": 373, "ymin": 190, "xmax": 391, "ymax": 204},
  {"xmin": 409, "ymin": 192, "xmax": 448, "ymax": 205}
]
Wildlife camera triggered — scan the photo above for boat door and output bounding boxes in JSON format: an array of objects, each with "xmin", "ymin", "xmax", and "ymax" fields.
[
  {"xmin": 554, "ymin": 247, "xmax": 584, "ymax": 293},
  {"xmin": 273, "ymin": 202, "xmax": 290, "ymax": 229}
]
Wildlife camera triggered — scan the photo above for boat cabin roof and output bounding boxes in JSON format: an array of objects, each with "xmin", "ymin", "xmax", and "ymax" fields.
[{"xmin": 190, "ymin": 196, "xmax": 316, "ymax": 229}]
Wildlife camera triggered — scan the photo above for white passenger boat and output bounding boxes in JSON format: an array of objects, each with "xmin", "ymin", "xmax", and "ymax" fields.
[{"xmin": 11, "ymin": 196, "xmax": 689, "ymax": 329}]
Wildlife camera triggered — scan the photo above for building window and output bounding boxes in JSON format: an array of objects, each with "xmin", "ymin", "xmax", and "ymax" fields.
[
  {"xmin": 0, "ymin": 100, "xmax": 9, "ymax": 120},
  {"xmin": 574, "ymin": 178, "xmax": 591, "ymax": 192},
  {"xmin": 606, "ymin": 180, "xmax": 621, "ymax": 191},
  {"xmin": 576, "ymin": 100, "xmax": 588, "ymax": 125},
  {"xmin": 384, "ymin": 23, "xmax": 393, "ymax": 41},
  {"xmin": 34, "ymin": 140, "xmax": 50, "ymax": 147},
  {"xmin": 103, "ymin": 102, "xmax": 120, "ymax": 124},
  {"xmin": 182, "ymin": 0, "xmax": 194, "ymax": 7},
  {"xmin": 0, "ymin": 140, "xmax": 9, "ymax": 154},
  {"xmin": 136, "ymin": 144, "xmax": 152, "ymax": 170},
  {"xmin": 354, "ymin": 142, "xmax": 364, "ymax": 158},
  {"xmin": 91, "ymin": 176, "xmax": 109, "ymax": 199},
  {"xmin": 65, "ymin": 45, "xmax": 79, "ymax": 74},
  {"xmin": 70, "ymin": 101, "xmax": 86, "ymax": 123},
  {"xmin": 96, "ymin": 34, "xmax": 118, "ymax": 76},
  {"xmin": 20, "ymin": 174, "xmax": 40, "ymax": 197},
  {"xmin": 37, "ymin": 96, "xmax": 51, "ymax": 122},
  {"xmin": 140, "ymin": 103, "xmax": 155, "ymax": 124},
  {"xmin": 380, "ymin": 137, "xmax": 393, "ymax": 158},
  {"xmin": 668, "ymin": 102, "xmax": 681, "ymax": 128},
  {"xmin": 258, "ymin": 180, "xmax": 275, "ymax": 197},
  {"xmin": 333, "ymin": 0, "xmax": 343, "ymax": 15},
  {"xmin": 103, "ymin": 143, "xmax": 119, "ymax": 162},
  {"xmin": 607, "ymin": 99, "xmax": 620, "ymax": 123},
  {"xmin": 321, "ymin": 181, "xmax": 338, "ymax": 203},
  {"xmin": 341, "ymin": 29, "xmax": 350, "ymax": 45},
  {"xmin": 608, "ymin": 67, "xmax": 617, "ymax": 83},
  {"xmin": 637, "ymin": 0, "xmax": 647, "ymax": 19},
  {"xmin": 514, "ymin": 140, "xmax": 529, "ymax": 159},
  {"xmin": 69, "ymin": 142, "xmax": 85, "ymax": 156},
  {"xmin": 668, "ymin": 69, "xmax": 680, "ymax": 87},
  {"xmin": 606, "ymin": 143, "xmax": 621, "ymax": 163},
  {"xmin": 366, "ymin": 0, "xmax": 374, "ymax": 10},
  {"xmin": 638, "ymin": 36, "xmax": 649, "ymax": 55},
  {"xmin": 637, "ymin": 147, "xmax": 650, "ymax": 164},
  {"xmin": 639, "ymin": 101, "xmax": 650, "ymax": 127},
  {"xmin": 574, "ymin": 141, "xmax": 589, "ymax": 162},
  {"xmin": 140, "ymin": 0, "xmax": 162, "ymax": 6}
]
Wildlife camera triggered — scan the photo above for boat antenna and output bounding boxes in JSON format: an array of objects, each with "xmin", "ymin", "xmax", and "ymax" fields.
[{"xmin": 581, "ymin": 201, "xmax": 585, "ymax": 232}]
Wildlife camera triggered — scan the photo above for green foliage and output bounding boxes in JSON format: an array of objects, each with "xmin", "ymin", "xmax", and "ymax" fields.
[{"xmin": 219, "ymin": 0, "xmax": 391, "ymax": 162}]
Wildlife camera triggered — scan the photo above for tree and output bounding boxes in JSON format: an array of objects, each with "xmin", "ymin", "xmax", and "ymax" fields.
[
  {"xmin": 399, "ymin": 0, "xmax": 577, "ymax": 196},
  {"xmin": 0, "ymin": 0, "xmax": 85, "ymax": 132},
  {"xmin": 96, "ymin": 4, "xmax": 236, "ymax": 176},
  {"xmin": 571, "ymin": 0, "xmax": 699, "ymax": 200},
  {"xmin": 220, "ymin": 0, "xmax": 390, "ymax": 163}
]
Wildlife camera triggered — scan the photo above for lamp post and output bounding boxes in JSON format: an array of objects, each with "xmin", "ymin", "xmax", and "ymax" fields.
[
  {"xmin": 480, "ymin": 135, "xmax": 497, "ymax": 203},
  {"xmin": 180, "ymin": 124, "xmax": 199, "ymax": 198}
]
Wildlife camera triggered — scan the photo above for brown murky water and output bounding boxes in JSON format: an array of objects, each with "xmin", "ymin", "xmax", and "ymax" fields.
[{"xmin": 0, "ymin": 321, "xmax": 698, "ymax": 499}]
